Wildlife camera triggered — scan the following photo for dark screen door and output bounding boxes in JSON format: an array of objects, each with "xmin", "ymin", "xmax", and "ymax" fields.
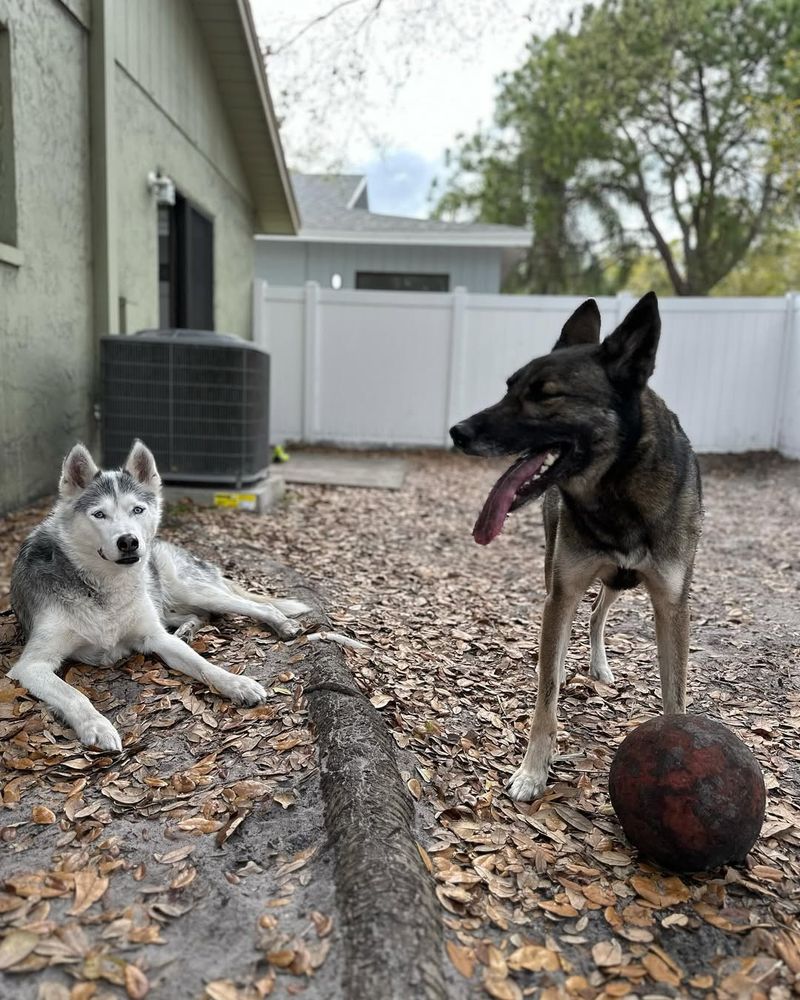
[
  {"xmin": 159, "ymin": 195, "xmax": 214, "ymax": 330},
  {"xmin": 178, "ymin": 200, "xmax": 214, "ymax": 329}
]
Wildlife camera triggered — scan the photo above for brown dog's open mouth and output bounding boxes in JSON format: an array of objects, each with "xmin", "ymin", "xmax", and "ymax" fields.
[{"xmin": 473, "ymin": 449, "xmax": 561, "ymax": 545}]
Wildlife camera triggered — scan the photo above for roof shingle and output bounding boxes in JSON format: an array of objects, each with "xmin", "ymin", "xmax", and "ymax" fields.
[{"xmin": 287, "ymin": 172, "xmax": 530, "ymax": 247}]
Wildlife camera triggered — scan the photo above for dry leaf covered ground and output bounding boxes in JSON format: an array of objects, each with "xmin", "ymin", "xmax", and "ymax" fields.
[
  {"xmin": 0, "ymin": 529, "xmax": 341, "ymax": 1000},
  {"xmin": 1, "ymin": 450, "xmax": 799, "ymax": 1000}
]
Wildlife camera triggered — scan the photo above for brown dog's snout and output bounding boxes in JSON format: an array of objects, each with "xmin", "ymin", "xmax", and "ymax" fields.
[{"xmin": 450, "ymin": 421, "xmax": 476, "ymax": 451}]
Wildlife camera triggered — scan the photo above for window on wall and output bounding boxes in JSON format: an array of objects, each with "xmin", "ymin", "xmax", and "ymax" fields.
[
  {"xmin": 355, "ymin": 271, "xmax": 450, "ymax": 292},
  {"xmin": 0, "ymin": 22, "xmax": 18, "ymax": 249},
  {"xmin": 158, "ymin": 194, "xmax": 214, "ymax": 329}
]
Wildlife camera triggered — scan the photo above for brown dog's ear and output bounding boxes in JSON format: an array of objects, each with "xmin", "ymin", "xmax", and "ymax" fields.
[
  {"xmin": 59, "ymin": 444, "xmax": 99, "ymax": 498},
  {"xmin": 552, "ymin": 299, "xmax": 601, "ymax": 350},
  {"xmin": 599, "ymin": 291, "xmax": 661, "ymax": 389}
]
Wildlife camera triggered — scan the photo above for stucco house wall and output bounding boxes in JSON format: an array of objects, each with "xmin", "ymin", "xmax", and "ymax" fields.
[
  {"xmin": 255, "ymin": 239, "xmax": 504, "ymax": 292},
  {"xmin": 113, "ymin": 0, "xmax": 256, "ymax": 338},
  {"xmin": 0, "ymin": 0, "xmax": 296, "ymax": 514},
  {"xmin": 0, "ymin": 0, "xmax": 94, "ymax": 514}
]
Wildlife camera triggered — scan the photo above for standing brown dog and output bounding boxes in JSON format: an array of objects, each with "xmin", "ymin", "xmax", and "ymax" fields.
[{"xmin": 451, "ymin": 293, "xmax": 702, "ymax": 801}]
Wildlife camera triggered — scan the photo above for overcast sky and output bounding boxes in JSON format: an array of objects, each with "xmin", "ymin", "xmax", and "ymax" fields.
[{"xmin": 251, "ymin": 1, "xmax": 575, "ymax": 218}]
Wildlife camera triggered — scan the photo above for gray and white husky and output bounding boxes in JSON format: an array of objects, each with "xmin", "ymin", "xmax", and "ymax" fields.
[{"xmin": 8, "ymin": 440, "xmax": 309, "ymax": 751}]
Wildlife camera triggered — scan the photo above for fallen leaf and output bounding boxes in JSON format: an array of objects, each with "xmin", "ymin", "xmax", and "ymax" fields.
[
  {"xmin": 205, "ymin": 981, "xmax": 240, "ymax": 1000},
  {"xmin": 631, "ymin": 874, "xmax": 690, "ymax": 908},
  {"xmin": 507, "ymin": 945, "xmax": 559, "ymax": 972},
  {"xmin": 483, "ymin": 972, "xmax": 522, "ymax": 1000},
  {"xmin": 642, "ymin": 952, "xmax": 682, "ymax": 987},
  {"xmin": 125, "ymin": 963, "xmax": 150, "ymax": 999},
  {"xmin": 170, "ymin": 866, "xmax": 197, "ymax": 890},
  {"xmin": 82, "ymin": 952, "xmax": 127, "ymax": 985},
  {"xmin": 266, "ymin": 949, "xmax": 295, "ymax": 968},
  {"xmin": 310, "ymin": 912, "xmax": 333, "ymax": 938},
  {"xmin": 592, "ymin": 940, "xmax": 623, "ymax": 968},
  {"xmin": 447, "ymin": 940, "xmax": 475, "ymax": 978},
  {"xmin": 69, "ymin": 870, "xmax": 109, "ymax": 915},
  {"xmin": 178, "ymin": 817, "xmax": 224, "ymax": 834},
  {"xmin": 153, "ymin": 846, "xmax": 195, "ymax": 865},
  {"xmin": 102, "ymin": 786, "xmax": 146, "ymax": 805},
  {"xmin": 216, "ymin": 810, "xmax": 248, "ymax": 847},
  {"xmin": 0, "ymin": 929, "xmax": 38, "ymax": 970}
]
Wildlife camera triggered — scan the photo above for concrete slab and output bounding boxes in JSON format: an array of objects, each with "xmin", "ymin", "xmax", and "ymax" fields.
[
  {"xmin": 162, "ymin": 474, "xmax": 285, "ymax": 513},
  {"xmin": 282, "ymin": 453, "xmax": 408, "ymax": 490}
]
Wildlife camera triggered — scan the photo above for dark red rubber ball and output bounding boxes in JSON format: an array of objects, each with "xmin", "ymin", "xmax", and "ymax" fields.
[{"xmin": 609, "ymin": 714, "xmax": 766, "ymax": 872}]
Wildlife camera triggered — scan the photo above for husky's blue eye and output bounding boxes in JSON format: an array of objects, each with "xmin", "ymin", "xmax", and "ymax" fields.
[
  {"xmin": 92, "ymin": 511, "xmax": 105, "ymax": 519},
  {"xmin": 132, "ymin": 505, "xmax": 145, "ymax": 515}
]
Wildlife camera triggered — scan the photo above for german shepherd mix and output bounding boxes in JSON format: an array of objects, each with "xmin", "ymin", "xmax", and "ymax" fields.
[{"xmin": 450, "ymin": 292, "xmax": 702, "ymax": 801}]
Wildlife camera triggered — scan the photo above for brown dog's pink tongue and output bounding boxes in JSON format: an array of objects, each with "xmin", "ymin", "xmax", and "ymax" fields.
[{"xmin": 473, "ymin": 452, "xmax": 547, "ymax": 545}]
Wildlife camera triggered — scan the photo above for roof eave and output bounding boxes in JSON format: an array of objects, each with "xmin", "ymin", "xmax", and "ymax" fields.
[
  {"xmin": 235, "ymin": 0, "xmax": 299, "ymax": 233},
  {"xmin": 191, "ymin": 0, "xmax": 299, "ymax": 235},
  {"xmin": 256, "ymin": 228, "xmax": 532, "ymax": 248}
]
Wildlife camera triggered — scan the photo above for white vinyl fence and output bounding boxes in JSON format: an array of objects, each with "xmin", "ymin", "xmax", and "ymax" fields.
[{"xmin": 253, "ymin": 281, "xmax": 800, "ymax": 458}]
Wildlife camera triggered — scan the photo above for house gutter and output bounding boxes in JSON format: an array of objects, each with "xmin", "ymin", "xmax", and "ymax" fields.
[{"xmin": 89, "ymin": 0, "xmax": 118, "ymax": 335}]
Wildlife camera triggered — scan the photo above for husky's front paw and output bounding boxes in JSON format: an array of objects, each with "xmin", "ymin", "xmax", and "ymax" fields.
[
  {"xmin": 217, "ymin": 673, "xmax": 268, "ymax": 707},
  {"xmin": 275, "ymin": 620, "xmax": 302, "ymax": 641},
  {"xmin": 75, "ymin": 714, "xmax": 123, "ymax": 752},
  {"xmin": 175, "ymin": 617, "xmax": 202, "ymax": 644},
  {"xmin": 507, "ymin": 765, "xmax": 549, "ymax": 802}
]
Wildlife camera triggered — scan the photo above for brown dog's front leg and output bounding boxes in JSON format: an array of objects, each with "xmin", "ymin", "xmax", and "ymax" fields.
[
  {"xmin": 643, "ymin": 567, "xmax": 691, "ymax": 715},
  {"xmin": 651, "ymin": 596, "xmax": 689, "ymax": 714},
  {"xmin": 507, "ymin": 587, "xmax": 582, "ymax": 802}
]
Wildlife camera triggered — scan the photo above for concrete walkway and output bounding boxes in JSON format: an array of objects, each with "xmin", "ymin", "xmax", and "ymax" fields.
[{"xmin": 281, "ymin": 452, "xmax": 408, "ymax": 490}]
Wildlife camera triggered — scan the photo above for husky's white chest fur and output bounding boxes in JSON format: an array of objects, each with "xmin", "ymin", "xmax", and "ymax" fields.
[{"xmin": 68, "ymin": 567, "xmax": 160, "ymax": 665}]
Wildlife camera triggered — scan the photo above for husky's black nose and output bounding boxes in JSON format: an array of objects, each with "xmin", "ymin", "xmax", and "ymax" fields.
[
  {"xmin": 450, "ymin": 421, "xmax": 475, "ymax": 451},
  {"xmin": 117, "ymin": 534, "xmax": 139, "ymax": 554}
]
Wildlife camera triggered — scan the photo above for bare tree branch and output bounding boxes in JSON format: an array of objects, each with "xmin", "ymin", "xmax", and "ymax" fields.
[{"xmin": 265, "ymin": 0, "xmax": 383, "ymax": 56}]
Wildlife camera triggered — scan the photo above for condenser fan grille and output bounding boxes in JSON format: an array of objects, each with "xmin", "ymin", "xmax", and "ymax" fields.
[{"xmin": 101, "ymin": 330, "xmax": 270, "ymax": 484}]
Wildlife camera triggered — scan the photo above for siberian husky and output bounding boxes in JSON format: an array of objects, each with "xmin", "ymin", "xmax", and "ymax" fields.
[
  {"xmin": 8, "ymin": 441, "xmax": 309, "ymax": 751},
  {"xmin": 450, "ymin": 293, "xmax": 702, "ymax": 801}
]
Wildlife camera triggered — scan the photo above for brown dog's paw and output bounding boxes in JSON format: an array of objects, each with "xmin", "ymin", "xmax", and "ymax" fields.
[{"xmin": 507, "ymin": 765, "xmax": 549, "ymax": 802}]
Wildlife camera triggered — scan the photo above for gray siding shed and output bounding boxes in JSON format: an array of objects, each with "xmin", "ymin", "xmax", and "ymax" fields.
[{"xmin": 256, "ymin": 240, "xmax": 504, "ymax": 292}]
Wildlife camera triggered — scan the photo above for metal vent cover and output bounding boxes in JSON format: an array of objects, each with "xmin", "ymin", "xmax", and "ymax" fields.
[{"xmin": 101, "ymin": 329, "xmax": 270, "ymax": 485}]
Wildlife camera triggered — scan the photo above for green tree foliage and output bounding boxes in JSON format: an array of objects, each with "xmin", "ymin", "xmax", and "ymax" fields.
[
  {"xmin": 435, "ymin": 0, "xmax": 800, "ymax": 295},
  {"xmin": 626, "ymin": 230, "xmax": 800, "ymax": 296}
]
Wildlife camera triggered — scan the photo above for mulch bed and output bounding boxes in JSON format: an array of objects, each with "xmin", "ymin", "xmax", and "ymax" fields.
[
  {"xmin": 1, "ymin": 450, "xmax": 799, "ymax": 999},
  {"xmin": 0, "ymin": 516, "xmax": 338, "ymax": 998}
]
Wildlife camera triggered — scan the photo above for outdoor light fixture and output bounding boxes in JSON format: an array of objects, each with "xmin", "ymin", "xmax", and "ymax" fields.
[{"xmin": 147, "ymin": 169, "xmax": 176, "ymax": 206}]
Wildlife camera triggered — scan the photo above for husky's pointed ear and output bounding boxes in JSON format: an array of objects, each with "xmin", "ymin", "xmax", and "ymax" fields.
[
  {"xmin": 552, "ymin": 299, "xmax": 601, "ymax": 351},
  {"xmin": 124, "ymin": 440, "xmax": 161, "ymax": 491},
  {"xmin": 59, "ymin": 444, "xmax": 99, "ymax": 498},
  {"xmin": 599, "ymin": 291, "xmax": 661, "ymax": 389}
]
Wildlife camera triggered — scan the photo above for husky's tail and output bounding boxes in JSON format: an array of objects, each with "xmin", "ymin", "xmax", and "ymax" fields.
[{"xmin": 225, "ymin": 581, "xmax": 310, "ymax": 618}]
